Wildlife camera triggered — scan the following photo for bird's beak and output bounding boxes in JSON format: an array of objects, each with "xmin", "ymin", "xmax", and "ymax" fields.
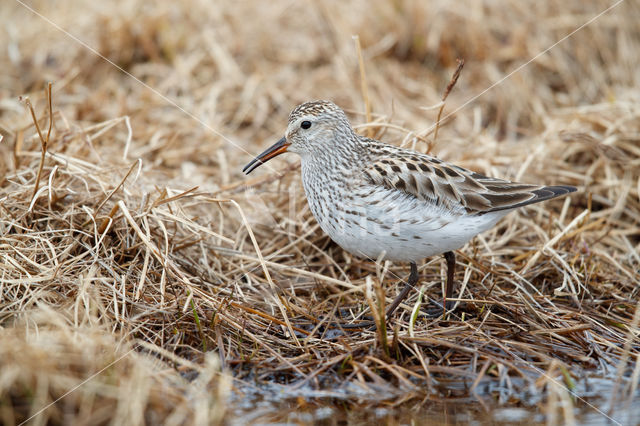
[{"xmin": 243, "ymin": 136, "xmax": 290, "ymax": 174}]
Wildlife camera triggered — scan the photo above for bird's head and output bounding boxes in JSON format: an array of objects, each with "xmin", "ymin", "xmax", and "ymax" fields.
[{"xmin": 243, "ymin": 100, "xmax": 353, "ymax": 174}]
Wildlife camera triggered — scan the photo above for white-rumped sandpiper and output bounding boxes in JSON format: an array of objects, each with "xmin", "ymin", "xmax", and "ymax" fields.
[{"xmin": 244, "ymin": 100, "xmax": 577, "ymax": 320}]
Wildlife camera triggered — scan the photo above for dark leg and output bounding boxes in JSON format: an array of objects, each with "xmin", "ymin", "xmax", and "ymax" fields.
[
  {"xmin": 443, "ymin": 251, "xmax": 456, "ymax": 312},
  {"xmin": 385, "ymin": 261, "xmax": 419, "ymax": 320}
]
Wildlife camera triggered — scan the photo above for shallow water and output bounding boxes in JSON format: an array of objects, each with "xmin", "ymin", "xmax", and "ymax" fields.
[
  {"xmin": 228, "ymin": 374, "xmax": 640, "ymax": 425},
  {"xmin": 230, "ymin": 395, "xmax": 639, "ymax": 425}
]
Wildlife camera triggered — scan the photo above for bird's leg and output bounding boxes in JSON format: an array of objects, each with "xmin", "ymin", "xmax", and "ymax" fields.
[
  {"xmin": 443, "ymin": 251, "xmax": 456, "ymax": 313},
  {"xmin": 385, "ymin": 261, "xmax": 419, "ymax": 320}
]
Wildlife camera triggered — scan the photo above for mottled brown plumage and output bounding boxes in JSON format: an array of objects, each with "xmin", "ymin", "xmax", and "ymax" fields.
[{"xmin": 363, "ymin": 141, "xmax": 575, "ymax": 214}]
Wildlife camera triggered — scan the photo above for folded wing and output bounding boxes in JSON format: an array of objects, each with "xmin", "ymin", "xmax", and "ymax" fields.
[{"xmin": 362, "ymin": 153, "xmax": 576, "ymax": 215}]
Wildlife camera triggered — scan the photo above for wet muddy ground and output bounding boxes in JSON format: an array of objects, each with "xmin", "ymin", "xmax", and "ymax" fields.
[{"xmin": 228, "ymin": 371, "xmax": 639, "ymax": 425}]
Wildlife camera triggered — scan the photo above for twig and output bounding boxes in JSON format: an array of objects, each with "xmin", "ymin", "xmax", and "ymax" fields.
[
  {"xmin": 87, "ymin": 159, "xmax": 142, "ymax": 227},
  {"xmin": 25, "ymin": 82, "xmax": 54, "ymax": 209},
  {"xmin": 430, "ymin": 59, "xmax": 464, "ymax": 153}
]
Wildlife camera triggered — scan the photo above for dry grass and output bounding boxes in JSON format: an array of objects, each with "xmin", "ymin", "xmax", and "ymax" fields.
[{"xmin": 1, "ymin": 0, "xmax": 639, "ymax": 424}]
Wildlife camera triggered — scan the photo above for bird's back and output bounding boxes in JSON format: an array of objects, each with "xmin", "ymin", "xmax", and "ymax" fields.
[{"xmin": 360, "ymin": 138, "xmax": 576, "ymax": 215}]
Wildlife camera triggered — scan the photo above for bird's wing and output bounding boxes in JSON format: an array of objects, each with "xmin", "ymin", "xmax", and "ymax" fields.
[{"xmin": 362, "ymin": 153, "xmax": 575, "ymax": 214}]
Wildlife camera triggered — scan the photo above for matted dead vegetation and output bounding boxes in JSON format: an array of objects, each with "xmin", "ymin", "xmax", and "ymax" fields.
[{"xmin": 1, "ymin": 0, "xmax": 639, "ymax": 424}]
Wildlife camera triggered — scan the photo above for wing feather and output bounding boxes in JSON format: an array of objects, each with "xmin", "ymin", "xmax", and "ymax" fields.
[{"xmin": 362, "ymin": 150, "xmax": 576, "ymax": 214}]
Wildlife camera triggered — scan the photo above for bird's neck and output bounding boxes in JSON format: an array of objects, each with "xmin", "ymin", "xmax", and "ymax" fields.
[{"xmin": 302, "ymin": 134, "xmax": 367, "ymax": 174}]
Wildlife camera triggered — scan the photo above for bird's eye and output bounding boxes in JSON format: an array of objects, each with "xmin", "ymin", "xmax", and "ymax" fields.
[{"xmin": 301, "ymin": 120, "xmax": 311, "ymax": 129}]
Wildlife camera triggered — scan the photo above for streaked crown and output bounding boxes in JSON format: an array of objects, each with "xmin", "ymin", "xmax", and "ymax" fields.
[{"xmin": 288, "ymin": 100, "xmax": 344, "ymax": 124}]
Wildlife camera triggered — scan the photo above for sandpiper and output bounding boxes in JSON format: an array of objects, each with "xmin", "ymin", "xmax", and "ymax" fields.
[{"xmin": 244, "ymin": 100, "xmax": 576, "ymax": 320}]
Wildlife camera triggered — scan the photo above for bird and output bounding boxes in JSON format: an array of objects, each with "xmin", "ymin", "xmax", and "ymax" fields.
[{"xmin": 243, "ymin": 100, "xmax": 577, "ymax": 321}]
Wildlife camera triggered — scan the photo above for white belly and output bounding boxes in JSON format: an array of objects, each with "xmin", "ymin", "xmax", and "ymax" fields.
[{"xmin": 305, "ymin": 183, "xmax": 508, "ymax": 262}]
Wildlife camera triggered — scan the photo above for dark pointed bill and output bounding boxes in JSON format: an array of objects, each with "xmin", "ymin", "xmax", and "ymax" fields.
[{"xmin": 243, "ymin": 136, "xmax": 289, "ymax": 174}]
